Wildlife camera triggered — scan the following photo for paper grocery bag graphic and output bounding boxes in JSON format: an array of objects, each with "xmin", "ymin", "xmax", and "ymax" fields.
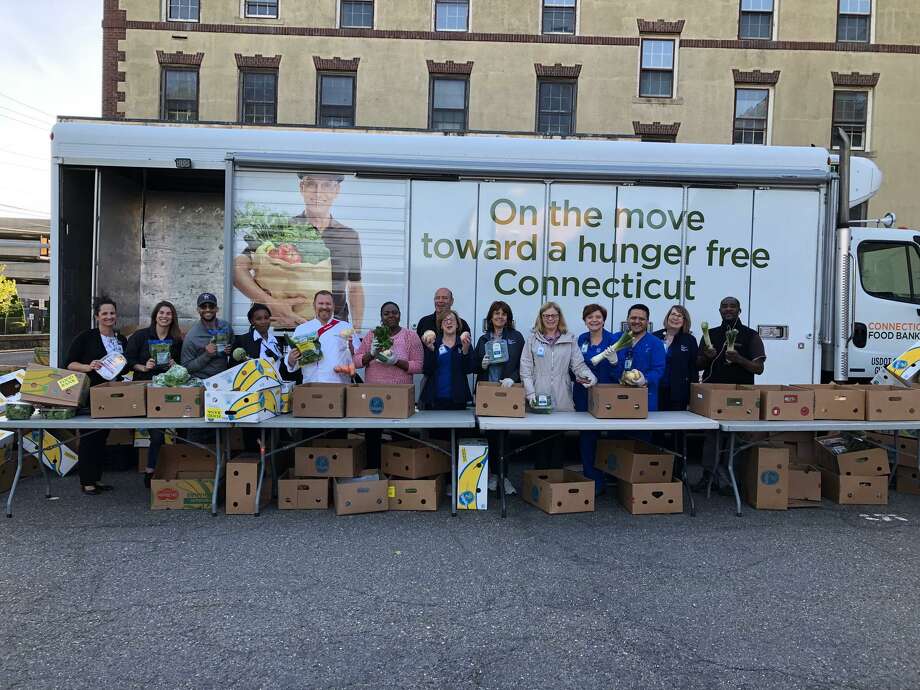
[{"xmin": 249, "ymin": 252, "xmax": 332, "ymax": 321}]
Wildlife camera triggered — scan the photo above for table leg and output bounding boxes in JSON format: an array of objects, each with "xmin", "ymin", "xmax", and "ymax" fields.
[
  {"xmin": 727, "ymin": 432, "xmax": 742, "ymax": 517},
  {"xmin": 211, "ymin": 428, "xmax": 223, "ymax": 516},
  {"xmin": 5, "ymin": 430, "xmax": 23, "ymax": 518},
  {"xmin": 270, "ymin": 428, "xmax": 279, "ymax": 499},
  {"xmin": 707, "ymin": 429, "xmax": 720, "ymax": 499},
  {"xmin": 499, "ymin": 431, "xmax": 507, "ymax": 519},
  {"xmin": 890, "ymin": 430, "xmax": 900, "ymax": 489},
  {"xmin": 681, "ymin": 431, "xmax": 696, "ymax": 517},
  {"xmin": 450, "ymin": 428, "xmax": 457, "ymax": 518},
  {"xmin": 255, "ymin": 427, "xmax": 266, "ymax": 517}
]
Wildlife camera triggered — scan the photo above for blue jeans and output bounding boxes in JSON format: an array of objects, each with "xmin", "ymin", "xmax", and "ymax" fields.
[
  {"xmin": 579, "ymin": 431, "xmax": 606, "ymax": 490},
  {"xmin": 146, "ymin": 430, "xmax": 166, "ymax": 472}
]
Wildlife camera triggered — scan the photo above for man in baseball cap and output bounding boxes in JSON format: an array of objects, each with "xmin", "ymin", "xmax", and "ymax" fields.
[{"xmin": 181, "ymin": 292, "xmax": 232, "ymax": 378}]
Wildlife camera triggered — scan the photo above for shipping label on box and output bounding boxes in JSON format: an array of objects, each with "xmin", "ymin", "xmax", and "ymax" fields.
[
  {"xmin": 334, "ymin": 471, "xmax": 388, "ymax": 516},
  {"xmin": 381, "ymin": 439, "xmax": 449, "ymax": 479},
  {"xmin": 387, "ymin": 475, "xmax": 442, "ymax": 511},
  {"xmin": 475, "ymin": 382, "xmax": 525, "ymax": 417},
  {"xmin": 457, "ymin": 438, "xmax": 488, "ymax": 511},
  {"xmin": 594, "ymin": 440, "xmax": 672, "ymax": 483},
  {"xmin": 205, "ymin": 385, "xmax": 282, "ymax": 423},
  {"xmin": 617, "ymin": 480, "xmax": 683, "ymax": 515},
  {"xmin": 19, "ymin": 365, "xmax": 89, "ymax": 408},
  {"xmin": 522, "ymin": 469, "xmax": 595, "ymax": 514},
  {"xmin": 147, "ymin": 386, "xmax": 203, "ymax": 418},
  {"xmin": 150, "ymin": 446, "xmax": 216, "ymax": 510},
  {"xmin": 744, "ymin": 447, "xmax": 789, "ymax": 510},
  {"xmin": 749, "ymin": 386, "xmax": 814, "ymax": 421},
  {"xmin": 588, "ymin": 385, "xmax": 648, "ymax": 419},
  {"xmin": 345, "ymin": 384, "xmax": 415, "ymax": 419},
  {"xmin": 295, "ymin": 439, "xmax": 366, "ymax": 477},
  {"xmin": 814, "ymin": 437, "xmax": 889, "ymax": 476},
  {"xmin": 789, "ymin": 466, "xmax": 822, "ymax": 505},
  {"xmin": 864, "ymin": 385, "xmax": 920, "ymax": 421},
  {"xmin": 90, "ymin": 381, "xmax": 147, "ymax": 418},
  {"xmin": 22, "ymin": 429, "xmax": 78, "ymax": 476},
  {"xmin": 820, "ymin": 470, "xmax": 888, "ymax": 505},
  {"xmin": 203, "ymin": 357, "xmax": 281, "ymax": 393},
  {"xmin": 794, "ymin": 385, "xmax": 865, "ymax": 421},
  {"xmin": 277, "ymin": 471, "xmax": 330, "ymax": 509},
  {"xmin": 225, "ymin": 455, "xmax": 270, "ymax": 515},
  {"xmin": 689, "ymin": 384, "xmax": 759, "ymax": 420},
  {"xmin": 292, "ymin": 383, "xmax": 346, "ymax": 418}
]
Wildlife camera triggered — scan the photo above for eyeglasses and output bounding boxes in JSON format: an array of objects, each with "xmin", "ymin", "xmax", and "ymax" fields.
[{"xmin": 543, "ymin": 313, "xmax": 559, "ymax": 319}]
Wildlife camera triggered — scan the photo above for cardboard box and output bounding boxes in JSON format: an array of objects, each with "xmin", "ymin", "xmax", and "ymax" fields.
[
  {"xmin": 789, "ymin": 466, "xmax": 822, "ymax": 506},
  {"xmin": 617, "ymin": 480, "xmax": 683, "ymax": 515},
  {"xmin": 820, "ymin": 470, "xmax": 888, "ymax": 505},
  {"xmin": 742, "ymin": 432, "xmax": 815, "ymax": 465},
  {"xmin": 19, "ymin": 365, "xmax": 89, "ymax": 408},
  {"xmin": 387, "ymin": 475, "xmax": 443, "ymax": 511},
  {"xmin": 204, "ymin": 385, "xmax": 282, "ymax": 423},
  {"xmin": 864, "ymin": 385, "xmax": 920, "ymax": 421},
  {"xmin": 203, "ymin": 357, "xmax": 281, "ymax": 393},
  {"xmin": 744, "ymin": 447, "xmax": 788, "ymax": 510},
  {"xmin": 107, "ymin": 428, "xmax": 135, "ymax": 446},
  {"xmin": 594, "ymin": 440, "xmax": 673, "ymax": 483},
  {"xmin": 748, "ymin": 385, "xmax": 814, "ymax": 421},
  {"xmin": 334, "ymin": 470, "xmax": 389, "ymax": 516},
  {"xmin": 793, "ymin": 384, "xmax": 865, "ymax": 421},
  {"xmin": 292, "ymin": 383, "xmax": 347, "ymax": 418},
  {"xmin": 345, "ymin": 384, "xmax": 415, "ymax": 419},
  {"xmin": 521, "ymin": 469, "xmax": 595, "ymax": 514},
  {"xmin": 474, "ymin": 381, "xmax": 525, "ymax": 418},
  {"xmin": 587, "ymin": 384, "xmax": 648, "ymax": 419},
  {"xmin": 277, "ymin": 470, "xmax": 330, "ymax": 509},
  {"xmin": 225, "ymin": 454, "xmax": 271, "ymax": 515},
  {"xmin": 814, "ymin": 437, "xmax": 889, "ymax": 476},
  {"xmin": 22, "ymin": 429, "xmax": 78, "ymax": 476},
  {"xmin": 0, "ymin": 453, "xmax": 41, "ymax": 494},
  {"xmin": 457, "ymin": 438, "xmax": 488, "ymax": 510},
  {"xmin": 865, "ymin": 431, "xmax": 920, "ymax": 468},
  {"xmin": 280, "ymin": 381, "xmax": 294, "ymax": 414},
  {"xmin": 150, "ymin": 446, "xmax": 216, "ymax": 510},
  {"xmin": 295, "ymin": 438, "xmax": 366, "ymax": 477},
  {"xmin": 381, "ymin": 439, "xmax": 449, "ymax": 479},
  {"xmin": 147, "ymin": 386, "xmax": 203, "ymax": 418},
  {"xmin": 895, "ymin": 466, "xmax": 920, "ymax": 496},
  {"xmin": 90, "ymin": 381, "xmax": 147, "ymax": 418},
  {"xmin": 688, "ymin": 383, "xmax": 760, "ymax": 420}
]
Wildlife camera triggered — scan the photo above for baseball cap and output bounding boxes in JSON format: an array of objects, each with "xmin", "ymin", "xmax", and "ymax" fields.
[
  {"xmin": 297, "ymin": 172, "xmax": 345, "ymax": 182},
  {"xmin": 197, "ymin": 293, "xmax": 218, "ymax": 307}
]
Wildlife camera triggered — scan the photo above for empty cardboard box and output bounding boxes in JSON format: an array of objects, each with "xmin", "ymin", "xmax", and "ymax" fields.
[
  {"xmin": 150, "ymin": 446, "xmax": 216, "ymax": 510},
  {"xmin": 864, "ymin": 385, "xmax": 920, "ymax": 421},
  {"xmin": 820, "ymin": 470, "xmax": 888, "ymax": 505},
  {"xmin": 475, "ymin": 381, "xmax": 525, "ymax": 417},
  {"xmin": 794, "ymin": 384, "xmax": 865, "ymax": 421},
  {"xmin": 277, "ymin": 471, "xmax": 330, "ymax": 510},
  {"xmin": 594, "ymin": 440, "xmax": 673, "ymax": 483},
  {"xmin": 147, "ymin": 385, "xmax": 203, "ymax": 418},
  {"xmin": 295, "ymin": 438, "xmax": 366, "ymax": 477},
  {"xmin": 225, "ymin": 454, "xmax": 271, "ymax": 515},
  {"xmin": 387, "ymin": 475, "xmax": 443, "ymax": 511},
  {"xmin": 749, "ymin": 385, "xmax": 814, "ymax": 421},
  {"xmin": 334, "ymin": 471, "xmax": 389, "ymax": 516},
  {"xmin": 345, "ymin": 384, "xmax": 415, "ymax": 418},
  {"xmin": 90, "ymin": 381, "xmax": 147, "ymax": 418},
  {"xmin": 521, "ymin": 469, "xmax": 595, "ymax": 514},
  {"xmin": 381, "ymin": 439, "xmax": 449, "ymax": 479},
  {"xmin": 744, "ymin": 446, "xmax": 789, "ymax": 510},
  {"xmin": 588, "ymin": 384, "xmax": 648, "ymax": 419},
  {"xmin": 292, "ymin": 383, "xmax": 347, "ymax": 418},
  {"xmin": 689, "ymin": 383, "xmax": 760, "ymax": 420},
  {"xmin": 814, "ymin": 437, "xmax": 889, "ymax": 476},
  {"xmin": 617, "ymin": 481, "xmax": 683, "ymax": 515},
  {"xmin": 789, "ymin": 465, "xmax": 822, "ymax": 506}
]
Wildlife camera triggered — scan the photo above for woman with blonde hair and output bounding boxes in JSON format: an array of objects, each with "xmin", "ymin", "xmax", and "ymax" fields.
[{"xmin": 652, "ymin": 304, "xmax": 698, "ymax": 411}]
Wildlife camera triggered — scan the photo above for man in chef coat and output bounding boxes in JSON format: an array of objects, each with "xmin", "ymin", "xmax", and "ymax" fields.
[{"xmin": 285, "ymin": 290, "xmax": 357, "ymax": 383}]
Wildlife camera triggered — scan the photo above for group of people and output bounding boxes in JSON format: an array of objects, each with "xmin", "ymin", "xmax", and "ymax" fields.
[{"xmin": 63, "ymin": 286, "xmax": 765, "ymax": 499}]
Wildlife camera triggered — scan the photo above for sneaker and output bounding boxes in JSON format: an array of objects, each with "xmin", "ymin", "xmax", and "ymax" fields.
[
  {"xmin": 503, "ymin": 478, "xmax": 516, "ymax": 495},
  {"xmin": 488, "ymin": 474, "xmax": 498, "ymax": 492}
]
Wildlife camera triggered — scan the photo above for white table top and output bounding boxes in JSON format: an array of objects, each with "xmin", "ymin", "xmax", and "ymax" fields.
[
  {"xmin": 258, "ymin": 410, "xmax": 478, "ymax": 430},
  {"xmin": 719, "ymin": 419, "xmax": 920, "ymax": 433},
  {"xmin": 476, "ymin": 410, "xmax": 718, "ymax": 432},
  {"xmin": 0, "ymin": 417, "xmax": 226, "ymax": 430}
]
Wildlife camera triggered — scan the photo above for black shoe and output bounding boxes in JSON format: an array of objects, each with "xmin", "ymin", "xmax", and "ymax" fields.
[
  {"xmin": 94, "ymin": 483, "xmax": 114, "ymax": 492},
  {"xmin": 143, "ymin": 473, "xmax": 152, "ymax": 489},
  {"xmin": 81, "ymin": 485, "xmax": 99, "ymax": 496}
]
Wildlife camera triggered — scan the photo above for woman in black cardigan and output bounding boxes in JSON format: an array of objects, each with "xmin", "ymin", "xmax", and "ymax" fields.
[
  {"xmin": 232, "ymin": 303, "xmax": 300, "ymax": 381},
  {"xmin": 653, "ymin": 304, "xmax": 699, "ymax": 411},
  {"xmin": 419, "ymin": 310, "xmax": 473, "ymax": 410},
  {"xmin": 471, "ymin": 300, "xmax": 525, "ymax": 385},
  {"xmin": 65, "ymin": 296, "xmax": 128, "ymax": 495}
]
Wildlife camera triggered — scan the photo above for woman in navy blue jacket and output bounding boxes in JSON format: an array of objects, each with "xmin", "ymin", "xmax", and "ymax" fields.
[
  {"xmin": 652, "ymin": 304, "xmax": 699, "ymax": 411},
  {"xmin": 419, "ymin": 310, "xmax": 473, "ymax": 410}
]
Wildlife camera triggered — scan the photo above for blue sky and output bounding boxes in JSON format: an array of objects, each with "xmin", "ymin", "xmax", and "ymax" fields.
[{"xmin": 0, "ymin": 1, "xmax": 102, "ymax": 220}]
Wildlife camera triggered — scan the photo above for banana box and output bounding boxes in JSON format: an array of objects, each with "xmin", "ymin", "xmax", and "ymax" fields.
[
  {"xmin": 0, "ymin": 368, "xmax": 25, "ymax": 410},
  {"xmin": 456, "ymin": 438, "xmax": 488, "ymax": 511},
  {"xmin": 280, "ymin": 381, "xmax": 294, "ymax": 414},
  {"xmin": 203, "ymin": 358, "xmax": 281, "ymax": 394},
  {"xmin": 205, "ymin": 385, "xmax": 283, "ymax": 423},
  {"xmin": 150, "ymin": 446, "xmax": 216, "ymax": 510},
  {"xmin": 872, "ymin": 341, "xmax": 920, "ymax": 387},
  {"xmin": 22, "ymin": 429, "xmax": 79, "ymax": 476},
  {"xmin": 19, "ymin": 365, "xmax": 89, "ymax": 408}
]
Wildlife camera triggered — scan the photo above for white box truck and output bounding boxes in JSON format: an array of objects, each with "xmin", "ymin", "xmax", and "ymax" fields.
[{"xmin": 49, "ymin": 118, "xmax": 919, "ymax": 384}]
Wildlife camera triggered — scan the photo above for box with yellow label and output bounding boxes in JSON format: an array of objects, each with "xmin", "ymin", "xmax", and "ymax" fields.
[
  {"xmin": 22, "ymin": 429, "xmax": 79, "ymax": 476},
  {"xmin": 205, "ymin": 385, "xmax": 282, "ymax": 423},
  {"xmin": 456, "ymin": 438, "xmax": 488, "ymax": 511},
  {"xmin": 19, "ymin": 365, "xmax": 89, "ymax": 408},
  {"xmin": 203, "ymin": 358, "xmax": 281, "ymax": 393}
]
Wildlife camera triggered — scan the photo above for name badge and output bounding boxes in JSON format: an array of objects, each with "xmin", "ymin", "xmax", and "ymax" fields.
[
  {"xmin": 438, "ymin": 345, "xmax": 448, "ymax": 355},
  {"xmin": 581, "ymin": 343, "xmax": 588, "ymax": 353},
  {"xmin": 624, "ymin": 357, "xmax": 633, "ymax": 370},
  {"xmin": 536, "ymin": 346, "xmax": 545, "ymax": 357}
]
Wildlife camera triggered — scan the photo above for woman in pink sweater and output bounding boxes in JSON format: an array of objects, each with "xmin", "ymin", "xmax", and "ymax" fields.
[{"xmin": 353, "ymin": 301, "xmax": 424, "ymax": 383}]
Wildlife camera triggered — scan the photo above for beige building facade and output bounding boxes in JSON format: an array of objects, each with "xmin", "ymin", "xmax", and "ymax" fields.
[{"xmin": 102, "ymin": 0, "xmax": 920, "ymax": 224}]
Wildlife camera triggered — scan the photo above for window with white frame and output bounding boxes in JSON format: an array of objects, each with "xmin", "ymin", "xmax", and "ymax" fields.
[
  {"xmin": 837, "ymin": 0, "xmax": 871, "ymax": 42},
  {"xmin": 542, "ymin": 0, "xmax": 576, "ymax": 35},
  {"xmin": 639, "ymin": 39, "xmax": 675, "ymax": 98},
  {"xmin": 239, "ymin": 70, "xmax": 277, "ymax": 124},
  {"xmin": 435, "ymin": 0, "xmax": 469, "ymax": 31},
  {"xmin": 739, "ymin": 0, "xmax": 774, "ymax": 39},
  {"xmin": 161, "ymin": 68, "xmax": 199, "ymax": 121},
  {"xmin": 430, "ymin": 77, "xmax": 468, "ymax": 130},
  {"xmin": 733, "ymin": 88, "xmax": 769, "ymax": 144},
  {"xmin": 340, "ymin": 0, "xmax": 374, "ymax": 28},
  {"xmin": 832, "ymin": 90, "xmax": 870, "ymax": 150},
  {"xmin": 536, "ymin": 79, "xmax": 576, "ymax": 135},
  {"xmin": 244, "ymin": 0, "xmax": 278, "ymax": 18},
  {"xmin": 167, "ymin": 0, "xmax": 200, "ymax": 21},
  {"xmin": 318, "ymin": 74, "xmax": 356, "ymax": 127}
]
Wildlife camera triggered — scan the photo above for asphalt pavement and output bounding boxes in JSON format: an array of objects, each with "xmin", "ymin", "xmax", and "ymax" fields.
[{"xmin": 2, "ymin": 460, "xmax": 919, "ymax": 690}]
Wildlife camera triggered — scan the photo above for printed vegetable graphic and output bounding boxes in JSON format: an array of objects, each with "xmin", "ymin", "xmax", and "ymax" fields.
[
  {"xmin": 701, "ymin": 321, "xmax": 713, "ymax": 350},
  {"xmin": 286, "ymin": 333, "xmax": 323, "ymax": 364},
  {"xmin": 373, "ymin": 325, "xmax": 394, "ymax": 363},
  {"xmin": 725, "ymin": 328, "xmax": 739, "ymax": 352},
  {"xmin": 234, "ymin": 203, "xmax": 332, "ymax": 264},
  {"xmin": 590, "ymin": 331, "xmax": 634, "ymax": 366}
]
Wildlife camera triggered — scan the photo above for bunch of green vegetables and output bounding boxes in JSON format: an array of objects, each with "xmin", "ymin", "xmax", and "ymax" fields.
[
  {"xmin": 234, "ymin": 202, "xmax": 331, "ymax": 265},
  {"xmin": 372, "ymin": 326, "xmax": 394, "ymax": 363},
  {"xmin": 152, "ymin": 364, "xmax": 190, "ymax": 387}
]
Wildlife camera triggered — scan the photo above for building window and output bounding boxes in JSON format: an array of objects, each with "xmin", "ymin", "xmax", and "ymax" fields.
[
  {"xmin": 536, "ymin": 80, "xmax": 575, "ymax": 135},
  {"xmin": 340, "ymin": 0, "xmax": 373, "ymax": 28},
  {"xmin": 639, "ymin": 39, "xmax": 675, "ymax": 98},
  {"xmin": 167, "ymin": 0, "xmax": 199, "ymax": 21},
  {"xmin": 739, "ymin": 0, "xmax": 773, "ymax": 39},
  {"xmin": 239, "ymin": 70, "xmax": 277, "ymax": 124},
  {"xmin": 832, "ymin": 90, "xmax": 869, "ymax": 150},
  {"xmin": 430, "ymin": 77, "xmax": 468, "ymax": 131},
  {"xmin": 244, "ymin": 0, "xmax": 278, "ymax": 18},
  {"xmin": 837, "ymin": 0, "xmax": 871, "ymax": 42},
  {"xmin": 733, "ymin": 88, "xmax": 769, "ymax": 144},
  {"xmin": 542, "ymin": 0, "xmax": 576, "ymax": 35},
  {"xmin": 435, "ymin": 0, "xmax": 469, "ymax": 31},
  {"xmin": 161, "ymin": 68, "xmax": 199, "ymax": 121},
  {"xmin": 317, "ymin": 74, "xmax": 356, "ymax": 127}
]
